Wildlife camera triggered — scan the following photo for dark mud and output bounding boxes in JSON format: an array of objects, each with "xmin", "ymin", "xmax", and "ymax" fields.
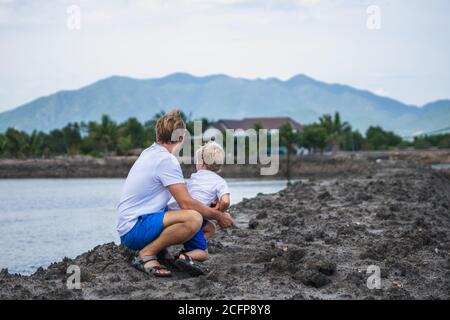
[{"xmin": 1, "ymin": 160, "xmax": 449, "ymax": 299}]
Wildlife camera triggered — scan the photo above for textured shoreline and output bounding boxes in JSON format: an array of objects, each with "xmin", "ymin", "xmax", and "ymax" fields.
[
  {"xmin": 0, "ymin": 159, "xmax": 449, "ymax": 300},
  {"xmin": 1, "ymin": 150, "xmax": 449, "ymax": 179},
  {"xmin": 0, "ymin": 155, "xmax": 367, "ymax": 179}
]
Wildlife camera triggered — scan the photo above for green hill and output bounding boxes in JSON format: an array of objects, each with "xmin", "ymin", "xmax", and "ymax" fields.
[{"xmin": 0, "ymin": 73, "xmax": 448, "ymax": 136}]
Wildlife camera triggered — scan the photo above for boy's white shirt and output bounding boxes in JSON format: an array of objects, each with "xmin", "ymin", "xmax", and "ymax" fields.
[{"xmin": 169, "ymin": 169, "xmax": 230, "ymax": 210}]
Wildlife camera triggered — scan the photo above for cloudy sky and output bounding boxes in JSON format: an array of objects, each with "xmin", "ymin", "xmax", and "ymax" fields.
[{"xmin": 0, "ymin": 0, "xmax": 449, "ymax": 112}]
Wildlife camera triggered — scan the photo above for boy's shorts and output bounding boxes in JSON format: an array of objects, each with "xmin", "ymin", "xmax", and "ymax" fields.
[
  {"xmin": 183, "ymin": 219, "xmax": 209, "ymax": 252},
  {"xmin": 120, "ymin": 208, "xmax": 167, "ymax": 251}
]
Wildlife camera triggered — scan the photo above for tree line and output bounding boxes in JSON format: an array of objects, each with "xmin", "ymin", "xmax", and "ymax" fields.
[
  {"xmin": 0, "ymin": 111, "xmax": 449, "ymax": 158},
  {"xmin": 295, "ymin": 112, "xmax": 450, "ymax": 152}
]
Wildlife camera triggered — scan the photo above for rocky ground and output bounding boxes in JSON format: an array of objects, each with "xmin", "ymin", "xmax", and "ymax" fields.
[{"xmin": 0, "ymin": 159, "xmax": 449, "ymax": 299}]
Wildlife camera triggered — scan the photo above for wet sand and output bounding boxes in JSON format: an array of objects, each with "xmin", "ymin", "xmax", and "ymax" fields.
[{"xmin": 0, "ymin": 159, "xmax": 449, "ymax": 299}]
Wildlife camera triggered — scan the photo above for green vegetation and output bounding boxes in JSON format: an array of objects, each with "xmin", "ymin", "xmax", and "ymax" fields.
[
  {"xmin": 0, "ymin": 114, "xmax": 157, "ymax": 158},
  {"xmin": 0, "ymin": 111, "xmax": 448, "ymax": 158},
  {"xmin": 412, "ymin": 133, "xmax": 450, "ymax": 149},
  {"xmin": 278, "ymin": 112, "xmax": 405, "ymax": 154}
]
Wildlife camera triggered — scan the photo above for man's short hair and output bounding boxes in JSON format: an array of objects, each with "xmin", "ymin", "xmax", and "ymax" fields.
[{"xmin": 156, "ymin": 110, "xmax": 186, "ymax": 144}]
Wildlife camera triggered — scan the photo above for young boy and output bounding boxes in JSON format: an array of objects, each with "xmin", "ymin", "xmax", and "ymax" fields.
[{"xmin": 169, "ymin": 141, "xmax": 231, "ymax": 262}]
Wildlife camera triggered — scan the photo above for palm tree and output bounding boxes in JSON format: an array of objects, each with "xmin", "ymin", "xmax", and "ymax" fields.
[
  {"xmin": 88, "ymin": 115, "xmax": 117, "ymax": 158},
  {"xmin": 319, "ymin": 112, "xmax": 350, "ymax": 152}
]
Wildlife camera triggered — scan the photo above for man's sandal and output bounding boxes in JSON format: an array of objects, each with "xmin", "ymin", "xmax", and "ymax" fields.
[
  {"xmin": 132, "ymin": 255, "xmax": 172, "ymax": 277},
  {"xmin": 174, "ymin": 252, "xmax": 205, "ymax": 277}
]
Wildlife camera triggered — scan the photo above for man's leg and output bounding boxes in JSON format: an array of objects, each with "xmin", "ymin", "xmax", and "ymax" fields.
[{"xmin": 139, "ymin": 210, "xmax": 203, "ymax": 271}]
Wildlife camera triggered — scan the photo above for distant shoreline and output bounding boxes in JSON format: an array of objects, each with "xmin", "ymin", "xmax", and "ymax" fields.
[{"xmin": 0, "ymin": 150, "xmax": 449, "ymax": 179}]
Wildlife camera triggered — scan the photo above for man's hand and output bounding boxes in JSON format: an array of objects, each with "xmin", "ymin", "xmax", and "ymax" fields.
[{"xmin": 217, "ymin": 212, "xmax": 234, "ymax": 229}]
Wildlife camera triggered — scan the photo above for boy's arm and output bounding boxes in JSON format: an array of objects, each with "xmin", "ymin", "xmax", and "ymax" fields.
[
  {"xmin": 218, "ymin": 194, "xmax": 230, "ymax": 212},
  {"xmin": 167, "ymin": 183, "xmax": 233, "ymax": 228}
]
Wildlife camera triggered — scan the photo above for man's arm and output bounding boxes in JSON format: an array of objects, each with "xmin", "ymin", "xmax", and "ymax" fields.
[{"xmin": 167, "ymin": 184, "xmax": 233, "ymax": 227}]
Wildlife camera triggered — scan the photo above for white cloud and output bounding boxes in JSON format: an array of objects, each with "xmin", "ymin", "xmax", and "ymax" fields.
[{"xmin": 0, "ymin": 0, "xmax": 449, "ymax": 111}]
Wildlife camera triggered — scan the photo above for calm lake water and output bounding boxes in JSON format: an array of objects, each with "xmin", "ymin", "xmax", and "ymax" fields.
[
  {"xmin": 431, "ymin": 163, "xmax": 450, "ymax": 170},
  {"xmin": 0, "ymin": 178, "xmax": 288, "ymax": 275}
]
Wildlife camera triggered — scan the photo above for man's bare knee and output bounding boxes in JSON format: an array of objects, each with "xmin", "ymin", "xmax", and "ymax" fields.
[{"xmin": 185, "ymin": 210, "xmax": 202, "ymax": 233}]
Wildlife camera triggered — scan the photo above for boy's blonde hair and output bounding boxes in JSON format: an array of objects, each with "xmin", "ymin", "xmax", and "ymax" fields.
[
  {"xmin": 156, "ymin": 110, "xmax": 186, "ymax": 144},
  {"xmin": 196, "ymin": 141, "xmax": 225, "ymax": 172}
]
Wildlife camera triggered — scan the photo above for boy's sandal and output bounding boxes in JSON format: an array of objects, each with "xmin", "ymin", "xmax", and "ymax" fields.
[
  {"xmin": 174, "ymin": 252, "xmax": 205, "ymax": 277},
  {"xmin": 132, "ymin": 255, "xmax": 172, "ymax": 277}
]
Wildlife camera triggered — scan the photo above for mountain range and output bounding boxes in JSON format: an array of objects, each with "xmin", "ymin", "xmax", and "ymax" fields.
[{"xmin": 0, "ymin": 72, "xmax": 449, "ymax": 136}]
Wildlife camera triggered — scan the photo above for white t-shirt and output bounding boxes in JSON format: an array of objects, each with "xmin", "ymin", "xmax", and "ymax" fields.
[
  {"xmin": 170, "ymin": 169, "xmax": 230, "ymax": 210},
  {"xmin": 117, "ymin": 143, "xmax": 185, "ymax": 236}
]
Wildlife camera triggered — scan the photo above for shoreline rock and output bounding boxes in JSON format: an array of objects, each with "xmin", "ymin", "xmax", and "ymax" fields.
[{"xmin": 0, "ymin": 159, "xmax": 449, "ymax": 299}]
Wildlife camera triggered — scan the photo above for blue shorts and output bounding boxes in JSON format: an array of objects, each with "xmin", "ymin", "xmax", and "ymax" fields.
[
  {"xmin": 183, "ymin": 219, "xmax": 209, "ymax": 252},
  {"xmin": 120, "ymin": 208, "xmax": 167, "ymax": 251}
]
